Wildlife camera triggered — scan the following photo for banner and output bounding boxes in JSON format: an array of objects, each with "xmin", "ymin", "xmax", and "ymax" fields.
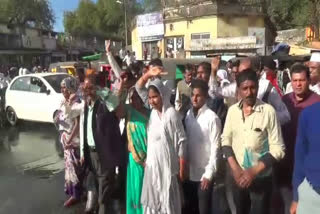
[
  {"xmin": 190, "ymin": 36, "xmax": 257, "ymax": 51},
  {"xmin": 137, "ymin": 12, "xmax": 164, "ymax": 41}
]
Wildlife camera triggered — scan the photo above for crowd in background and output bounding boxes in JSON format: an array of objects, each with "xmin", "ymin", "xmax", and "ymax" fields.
[{"xmin": 21, "ymin": 40, "xmax": 320, "ymax": 214}]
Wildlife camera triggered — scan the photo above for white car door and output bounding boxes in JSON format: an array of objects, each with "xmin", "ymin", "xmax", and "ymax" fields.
[
  {"xmin": 6, "ymin": 76, "xmax": 33, "ymax": 120},
  {"xmin": 29, "ymin": 77, "xmax": 54, "ymax": 123}
]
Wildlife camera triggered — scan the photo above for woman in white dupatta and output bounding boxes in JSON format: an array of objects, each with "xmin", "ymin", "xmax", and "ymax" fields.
[{"xmin": 135, "ymin": 66, "xmax": 187, "ymax": 214}]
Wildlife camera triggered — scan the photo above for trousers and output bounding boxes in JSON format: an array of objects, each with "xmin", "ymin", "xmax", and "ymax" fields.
[
  {"xmin": 89, "ymin": 151, "xmax": 115, "ymax": 214},
  {"xmin": 183, "ymin": 180, "xmax": 214, "ymax": 214},
  {"xmin": 228, "ymin": 174, "xmax": 273, "ymax": 214}
]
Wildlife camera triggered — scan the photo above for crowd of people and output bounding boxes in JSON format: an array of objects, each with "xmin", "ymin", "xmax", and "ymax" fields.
[{"xmin": 54, "ymin": 40, "xmax": 320, "ymax": 214}]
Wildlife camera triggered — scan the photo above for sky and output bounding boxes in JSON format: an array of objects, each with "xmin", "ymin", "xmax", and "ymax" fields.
[{"xmin": 50, "ymin": 0, "xmax": 97, "ymax": 32}]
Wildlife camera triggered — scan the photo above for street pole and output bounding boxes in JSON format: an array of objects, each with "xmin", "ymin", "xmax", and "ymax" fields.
[
  {"xmin": 124, "ymin": 0, "xmax": 128, "ymax": 48},
  {"xmin": 117, "ymin": 0, "xmax": 128, "ymax": 48}
]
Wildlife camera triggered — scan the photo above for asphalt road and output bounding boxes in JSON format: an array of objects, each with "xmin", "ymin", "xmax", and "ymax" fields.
[{"xmin": 0, "ymin": 122, "xmax": 121, "ymax": 214}]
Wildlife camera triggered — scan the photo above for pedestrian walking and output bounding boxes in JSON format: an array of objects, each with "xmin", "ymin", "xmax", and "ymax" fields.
[{"xmin": 123, "ymin": 51, "xmax": 134, "ymax": 67}]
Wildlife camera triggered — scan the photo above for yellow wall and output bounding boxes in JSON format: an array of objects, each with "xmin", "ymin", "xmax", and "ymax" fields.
[
  {"xmin": 131, "ymin": 26, "xmax": 143, "ymax": 60},
  {"xmin": 131, "ymin": 15, "xmax": 265, "ymax": 59},
  {"xmin": 217, "ymin": 16, "xmax": 264, "ymax": 38},
  {"xmin": 165, "ymin": 16, "xmax": 218, "ymax": 51}
]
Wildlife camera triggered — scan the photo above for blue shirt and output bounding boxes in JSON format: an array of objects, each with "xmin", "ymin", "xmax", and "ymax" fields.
[{"xmin": 293, "ymin": 102, "xmax": 320, "ymax": 201}]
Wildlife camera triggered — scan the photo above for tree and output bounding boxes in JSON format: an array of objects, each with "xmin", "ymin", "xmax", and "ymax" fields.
[
  {"xmin": 309, "ymin": 0, "xmax": 320, "ymax": 41},
  {"xmin": 142, "ymin": 0, "xmax": 162, "ymax": 13},
  {"xmin": 267, "ymin": 0, "xmax": 320, "ymax": 41},
  {"xmin": 64, "ymin": 0, "xmax": 143, "ymax": 42},
  {"xmin": 0, "ymin": 0, "xmax": 55, "ymax": 30}
]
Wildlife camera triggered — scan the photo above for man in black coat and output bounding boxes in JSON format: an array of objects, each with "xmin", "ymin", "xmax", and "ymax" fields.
[{"xmin": 81, "ymin": 75, "xmax": 126, "ymax": 214}]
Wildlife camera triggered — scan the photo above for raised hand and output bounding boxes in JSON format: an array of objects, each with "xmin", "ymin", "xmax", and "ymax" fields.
[
  {"xmin": 211, "ymin": 56, "xmax": 221, "ymax": 76},
  {"xmin": 148, "ymin": 66, "xmax": 168, "ymax": 77},
  {"xmin": 105, "ymin": 40, "xmax": 111, "ymax": 53}
]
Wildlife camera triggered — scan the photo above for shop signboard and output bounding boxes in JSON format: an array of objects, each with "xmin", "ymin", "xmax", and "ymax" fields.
[
  {"xmin": 137, "ymin": 12, "xmax": 164, "ymax": 41},
  {"xmin": 190, "ymin": 36, "xmax": 257, "ymax": 51}
]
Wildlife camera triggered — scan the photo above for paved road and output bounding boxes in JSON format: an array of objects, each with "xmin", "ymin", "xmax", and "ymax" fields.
[{"xmin": 0, "ymin": 122, "xmax": 122, "ymax": 214}]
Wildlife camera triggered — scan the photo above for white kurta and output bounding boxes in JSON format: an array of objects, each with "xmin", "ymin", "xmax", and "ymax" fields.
[
  {"xmin": 137, "ymin": 79, "xmax": 186, "ymax": 214},
  {"xmin": 141, "ymin": 110, "xmax": 181, "ymax": 214}
]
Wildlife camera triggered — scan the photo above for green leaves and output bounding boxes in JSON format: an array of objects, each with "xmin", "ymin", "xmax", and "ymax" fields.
[
  {"xmin": 63, "ymin": 0, "xmax": 161, "ymax": 40},
  {"xmin": 64, "ymin": 0, "xmax": 130, "ymax": 39},
  {"xmin": 142, "ymin": 0, "xmax": 162, "ymax": 13},
  {"xmin": 0, "ymin": 0, "xmax": 54, "ymax": 30},
  {"xmin": 268, "ymin": 0, "xmax": 318, "ymax": 30}
]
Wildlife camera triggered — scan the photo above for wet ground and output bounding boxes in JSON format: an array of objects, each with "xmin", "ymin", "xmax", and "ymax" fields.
[{"xmin": 0, "ymin": 121, "xmax": 122, "ymax": 214}]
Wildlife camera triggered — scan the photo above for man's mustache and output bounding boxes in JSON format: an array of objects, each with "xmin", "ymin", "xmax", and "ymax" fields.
[{"xmin": 245, "ymin": 96, "xmax": 255, "ymax": 100}]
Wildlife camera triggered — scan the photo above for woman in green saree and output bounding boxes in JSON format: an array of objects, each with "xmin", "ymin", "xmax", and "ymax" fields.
[{"xmin": 116, "ymin": 77, "xmax": 150, "ymax": 214}]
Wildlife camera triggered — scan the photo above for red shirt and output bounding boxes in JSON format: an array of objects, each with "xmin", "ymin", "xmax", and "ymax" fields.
[
  {"xmin": 278, "ymin": 91, "xmax": 320, "ymax": 186},
  {"xmin": 266, "ymin": 72, "xmax": 283, "ymax": 97}
]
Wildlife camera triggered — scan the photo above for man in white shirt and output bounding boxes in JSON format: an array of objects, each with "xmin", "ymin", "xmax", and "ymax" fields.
[
  {"xmin": 286, "ymin": 52, "xmax": 320, "ymax": 95},
  {"xmin": 184, "ymin": 79, "xmax": 221, "ymax": 214},
  {"xmin": 209, "ymin": 57, "xmax": 290, "ymax": 125},
  {"xmin": 119, "ymin": 47, "xmax": 125, "ymax": 60},
  {"xmin": 307, "ymin": 52, "xmax": 320, "ymax": 95},
  {"xmin": 123, "ymin": 51, "xmax": 133, "ymax": 67}
]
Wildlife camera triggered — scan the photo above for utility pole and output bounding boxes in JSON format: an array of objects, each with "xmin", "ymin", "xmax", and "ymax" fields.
[
  {"xmin": 124, "ymin": 0, "xmax": 128, "ymax": 48},
  {"xmin": 117, "ymin": 0, "xmax": 128, "ymax": 48}
]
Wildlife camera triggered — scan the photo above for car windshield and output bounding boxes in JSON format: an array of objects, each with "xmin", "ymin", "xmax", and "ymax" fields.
[{"xmin": 43, "ymin": 74, "xmax": 70, "ymax": 93}]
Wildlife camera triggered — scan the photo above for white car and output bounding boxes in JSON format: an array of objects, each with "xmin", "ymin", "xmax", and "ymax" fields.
[{"xmin": 5, "ymin": 73, "xmax": 70, "ymax": 126}]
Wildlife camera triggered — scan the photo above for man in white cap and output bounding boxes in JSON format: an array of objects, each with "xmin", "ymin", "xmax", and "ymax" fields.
[
  {"xmin": 288, "ymin": 52, "xmax": 320, "ymax": 94},
  {"xmin": 307, "ymin": 52, "xmax": 320, "ymax": 95}
]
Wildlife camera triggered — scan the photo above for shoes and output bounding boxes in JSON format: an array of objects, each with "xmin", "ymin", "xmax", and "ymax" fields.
[
  {"xmin": 64, "ymin": 197, "xmax": 78, "ymax": 207},
  {"xmin": 85, "ymin": 191, "xmax": 97, "ymax": 213}
]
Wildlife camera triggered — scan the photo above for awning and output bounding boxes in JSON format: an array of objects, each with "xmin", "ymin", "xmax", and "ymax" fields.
[
  {"xmin": 289, "ymin": 45, "xmax": 312, "ymax": 55},
  {"xmin": 82, "ymin": 53, "xmax": 102, "ymax": 61}
]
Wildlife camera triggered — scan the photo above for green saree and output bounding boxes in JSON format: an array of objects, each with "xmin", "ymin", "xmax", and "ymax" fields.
[{"xmin": 126, "ymin": 105, "xmax": 149, "ymax": 214}]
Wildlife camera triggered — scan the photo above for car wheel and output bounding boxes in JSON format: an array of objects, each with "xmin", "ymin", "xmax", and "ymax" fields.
[{"xmin": 6, "ymin": 107, "xmax": 18, "ymax": 126}]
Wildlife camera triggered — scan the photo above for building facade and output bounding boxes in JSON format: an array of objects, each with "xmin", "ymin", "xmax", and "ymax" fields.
[
  {"xmin": 0, "ymin": 23, "xmax": 106, "ymax": 67},
  {"xmin": 132, "ymin": 0, "xmax": 276, "ymax": 60}
]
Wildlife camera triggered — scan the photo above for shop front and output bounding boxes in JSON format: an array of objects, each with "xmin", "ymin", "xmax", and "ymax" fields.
[{"xmin": 132, "ymin": 12, "xmax": 164, "ymax": 60}]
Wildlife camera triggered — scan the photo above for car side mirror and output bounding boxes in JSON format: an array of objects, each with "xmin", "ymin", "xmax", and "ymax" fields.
[{"xmin": 46, "ymin": 89, "xmax": 51, "ymax": 95}]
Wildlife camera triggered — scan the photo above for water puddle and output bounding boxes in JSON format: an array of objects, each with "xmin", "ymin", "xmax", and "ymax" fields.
[{"xmin": 0, "ymin": 122, "xmax": 63, "ymax": 179}]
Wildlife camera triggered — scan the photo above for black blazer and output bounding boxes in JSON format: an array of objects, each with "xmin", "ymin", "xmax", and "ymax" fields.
[{"xmin": 83, "ymin": 99, "xmax": 126, "ymax": 171}]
